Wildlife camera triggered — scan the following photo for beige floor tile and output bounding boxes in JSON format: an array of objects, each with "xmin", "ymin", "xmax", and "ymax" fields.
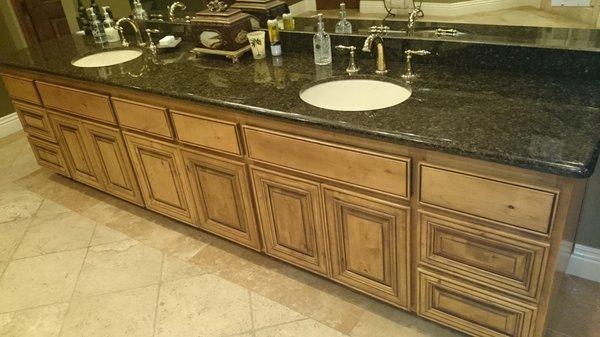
[
  {"xmin": 255, "ymin": 318, "xmax": 347, "ymax": 337},
  {"xmin": 0, "ymin": 184, "xmax": 43, "ymax": 224},
  {"xmin": 60, "ymin": 285, "xmax": 158, "ymax": 337},
  {"xmin": 12, "ymin": 212, "xmax": 96, "ymax": 259},
  {"xmin": 74, "ymin": 239, "xmax": 163, "ymax": 297},
  {"xmin": 34, "ymin": 199, "xmax": 71, "ymax": 219},
  {"xmin": 89, "ymin": 224, "xmax": 131, "ymax": 246},
  {"xmin": 0, "ymin": 218, "xmax": 32, "ymax": 262},
  {"xmin": 0, "ymin": 249, "xmax": 87, "ymax": 312},
  {"xmin": 0, "ymin": 262, "xmax": 6, "ymax": 277},
  {"xmin": 251, "ymin": 292, "xmax": 305, "ymax": 329},
  {"xmin": 156, "ymin": 274, "xmax": 252, "ymax": 337},
  {"xmin": 161, "ymin": 256, "xmax": 206, "ymax": 282},
  {"xmin": 0, "ymin": 302, "xmax": 68, "ymax": 337}
]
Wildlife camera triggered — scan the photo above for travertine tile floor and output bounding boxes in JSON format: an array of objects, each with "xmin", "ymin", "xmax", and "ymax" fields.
[{"xmin": 0, "ymin": 131, "xmax": 599, "ymax": 337}]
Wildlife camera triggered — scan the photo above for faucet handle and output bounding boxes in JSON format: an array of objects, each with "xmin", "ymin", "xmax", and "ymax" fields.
[
  {"xmin": 369, "ymin": 25, "xmax": 389, "ymax": 34},
  {"xmin": 402, "ymin": 49, "xmax": 430, "ymax": 80},
  {"xmin": 405, "ymin": 49, "xmax": 431, "ymax": 57},
  {"xmin": 335, "ymin": 45, "xmax": 359, "ymax": 74},
  {"xmin": 145, "ymin": 29, "xmax": 161, "ymax": 54}
]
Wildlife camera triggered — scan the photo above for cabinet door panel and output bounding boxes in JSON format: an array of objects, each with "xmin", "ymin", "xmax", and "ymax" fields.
[
  {"xmin": 324, "ymin": 185, "xmax": 410, "ymax": 308},
  {"xmin": 49, "ymin": 112, "xmax": 102, "ymax": 189},
  {"xmin": 252, "ymin": 167, "xmax": 329, "ymax": 276},
  {"xmin": 84, "ymin": 122, "xmax": 143, "ymax": 205},
  {"xmin": 183, "ymin": 150, "xmax": 260, "ymax": 250},
  {"xmin": 124, "ymin": 133, "xmax": 196, "ymax": 224},
  {"xmin": 27, "ymin": 136, "xmax": 70, "ymax": 176}
]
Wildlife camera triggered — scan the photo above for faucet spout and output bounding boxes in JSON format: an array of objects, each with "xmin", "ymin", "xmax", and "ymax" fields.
[
  {"xmin": 362, "ymin": 32, "xmax": 387, "ymax": 74},
  {"xmin": 169, "ymin": 2, "xmax": 187, "ymax": 22},
  {"xmin": 116, "ymin": 18, "xmax": 146, "ymax": 47}
]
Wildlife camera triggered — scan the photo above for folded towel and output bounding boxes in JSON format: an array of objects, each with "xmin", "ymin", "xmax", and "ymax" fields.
[{"xmin": 159, "ymin": 35, "xmax": 176, "ymax": 46}]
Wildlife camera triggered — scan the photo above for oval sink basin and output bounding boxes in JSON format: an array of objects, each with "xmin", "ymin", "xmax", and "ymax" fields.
[
  {"xmin": 300, "ymin": 79, "xmax": 411, "ymax": 111},
  {"xmin": 72, "ymin": 49, "xmax": 143, "ymax": 68}
]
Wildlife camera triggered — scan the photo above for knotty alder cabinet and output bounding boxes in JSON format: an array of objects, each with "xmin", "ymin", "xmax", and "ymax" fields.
[{"xmin": 2, "ymin": 72, "xmax": 586, "ymax": 337}]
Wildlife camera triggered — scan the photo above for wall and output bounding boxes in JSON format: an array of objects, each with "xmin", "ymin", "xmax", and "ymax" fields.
[
  {"xmin": 0, "ymin": 1, "xmax": 27, "ymax": 118},
  {"xmin": 542, "ymin": 0, "xmax": 600, "ymax": 26}
]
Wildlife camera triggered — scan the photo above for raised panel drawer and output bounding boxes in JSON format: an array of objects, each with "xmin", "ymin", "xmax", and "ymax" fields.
[
  {"xmin": 419, "ymin": 211, "xmax": 548, "ymax": 300},
  {"xmin": 14, "ymin": 101, "xmax": 55, "ymax": 142},
  {"xmin": 27, "ymin": 136, "xmax": 70, "ymax": 176},
  {"xmin": 36, "ymin": 82, "xmax": 116, "ymax": 124},
  {"xmin": 112, "ymin": 98, "xmax": 173, "ymax": 139},
  {"xmin": 419, "ymin": 164, "xmax": 558, "ymax": 234},
  {"xmin": 1, "ymin": 74, "xmax": 41, "ymax": 104},
  {"xmin": 244, "ymin": 126, "xmax": 410, "ymax": 199},
  {"xmin": 172, "ymin": 110, "xmax": 241, "ymax": 155},
  {"xmin": 418, "ymin": 270, "xmax": 537, "ymax": 337}
]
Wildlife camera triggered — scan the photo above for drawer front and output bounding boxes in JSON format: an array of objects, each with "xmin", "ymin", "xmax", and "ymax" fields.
[
  {"xmin": 1, "ymin": 74, "xmax": 41, "ymax": 104},
  {"xmin": 36, "ymin": 82, "xmax": 116, "ymax": 124},
  {"xmin": 419, "ymin": 212, "xmax": 548, "ymax": 299},
  {"xmin": 419, "ymin": 164, "xmax": 557, "ymax": 234},
  {"xmin": 418, "ymin": 270, "xmax": 537, "ymax": 337},
  {"xmin": 27, "ymin": 136, "xmax": 70, "ymax": 176},
  {"xmin": 172, "ymin": 111, "xmax": 241, "ymax": 155},
  {"xmin": 112, "ymin": 98, "xmax": 173, "ymax": 139},
  {"xmin": 244, "ymin": 126, "xmax": 410, "ymax": 199},
  {"xmin": 14, "ymin": 101, "xmax": 55, "ymax": 142}
]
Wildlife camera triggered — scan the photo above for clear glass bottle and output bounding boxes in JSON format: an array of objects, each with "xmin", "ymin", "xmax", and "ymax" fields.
[
  {"xmin": 102, "ymin": 6, "xmax": 121, "ymax": 43},
  {"xmin": 313, "ymin": 14, "xmax": 331, "ymax": 65},
  {"xmin": 335, "ymin": 3, "xmax": 352, "ymax": 34},
  {"xmin": 132, "ymin": 0, "xmax": 149, "ymax": 20},
  {"xmin": 86, "ymin": 8, "xmax": 107, "ymax": 44}
]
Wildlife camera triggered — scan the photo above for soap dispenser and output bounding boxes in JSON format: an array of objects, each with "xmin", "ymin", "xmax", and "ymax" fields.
[
  {"xmin": 313, "ymin": 14, "xmax": 332, "ymax": 65},
  {"xmin": 132, "ymin": 0, "xmax": 149, "ymax": 20},
  {"xmin": 335, "ymin": 3, "xmax": 352, "ymax": 34},
  {"xmin": 102, "ymin": 6, "xmax": 120, "ymax": 43},
  {"xmin": 86, "ymin": 7, "xmax": 107, "ymax": 44},
  {"xmin": 90, "ymin": 0, "xmax": 104, "ymax": 21}
]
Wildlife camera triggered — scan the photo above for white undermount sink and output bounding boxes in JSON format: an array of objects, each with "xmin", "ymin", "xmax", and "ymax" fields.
[
  {"xmin": 71, "ymin": 49, "xmax": 143, "ymax": 68},
  {"xmin": 300, "ymin": 79, "xmax": 412, "ymax": 111}
]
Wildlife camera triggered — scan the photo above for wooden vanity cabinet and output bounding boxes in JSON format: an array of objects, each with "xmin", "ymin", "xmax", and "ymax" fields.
[
  {"xmin": 182, "ymin": 149, "xmax": 261, "ymax": 250},
  {"xmin": 251, "ymin": 167, "xmax": 330, "ymax": 275},
  {"xmin": 123, "ymin": 132, "xmax": 197, "ymax": 225}
]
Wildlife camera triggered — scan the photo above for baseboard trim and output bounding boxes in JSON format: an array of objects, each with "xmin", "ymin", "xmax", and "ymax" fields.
[
  {"xmin": 566, "ymin": 244, "xmax": 600, "ymax": 282},
  {"xmin": 0, "ymin": 112, "xmax": 22, "ymax": 138},
  {"xmin": 361, "ymin": 0, "xmax": 541, "ymax": 16}
]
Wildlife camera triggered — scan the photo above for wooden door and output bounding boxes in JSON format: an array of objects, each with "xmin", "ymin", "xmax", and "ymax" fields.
[
  {"xmin": 323, "ymin": 185, "xmax": 410, "ymax": 308},
  {"xmin": 183, "ymin": 150, "xmax": 261, "ymax": 250},
  {"xmin": 123, "ymin": 132, "xmax": 197, "ymax": 224},
  {"xmin": 49, "ymin": 112, "xmax": 103, "ymax": 189},
  {"xmin": 83, "ymin": 122, "xmax": 144, "ymax": 206},
  {"xmin": 12, "ymin": 0, "xmax": 71, "ymax": 45},
  {"xmin": 251, "ymin": 167, "xmax": 330, "ymax": 276}
]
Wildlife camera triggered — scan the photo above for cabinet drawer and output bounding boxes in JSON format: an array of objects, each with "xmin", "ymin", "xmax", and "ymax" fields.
[
  {"xmin": 419, "ymin": 212, "xmax": 548, "ymax": 300},
  {"xmin": 419, "ymin": 164, "xmax": 557, "ymax": 234},
  {"xmin": 14, "ymin": 101, "xmax": 55, "ymax": 142},
  {"xmin": 112, "ymin": 98, "xmax": 173, "ymax": 139},
  {"xmin": 172, "ymin": 110, "xmax": 241, "ymax": 155},
  {"xmin": 27, "ymin": 136, "xmax": 70, "ymax": 176},
  {"xmin": 244, "ymin": 126, "xmax": 410, "ymax": 199},
  {"xmin": 418, "ymin": 270, "xmax": 537, "ymax": 337},
  {"xmin": 1, "ymin": 74, "xmax": 41, "ymax": 104},
  {"xmin": 36, "ymin": 82, "xmax": 116, "ymax": 124}
]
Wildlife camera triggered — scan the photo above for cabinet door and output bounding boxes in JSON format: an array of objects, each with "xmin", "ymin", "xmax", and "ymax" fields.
[
  {"xmin": 251, "ymin": 167, "xmax": 329, "ymax": 276},
  {"xmin": 83, "ymin": 122, "xmax": 143, "ymax": 206},
  {"xmin": 324, "ymin": 185, "xmax": 410, "ymax": 309},
  {"xmin": 49, "ymin": 112, "xmax": 103, "ymax": 189},
  {"xmin": 123, "ymin": 132, "xmax": 197, "ymax": 224},
  {"xmin": 183, "ymin": 150, "xmax": 260, "ymax": 250}
]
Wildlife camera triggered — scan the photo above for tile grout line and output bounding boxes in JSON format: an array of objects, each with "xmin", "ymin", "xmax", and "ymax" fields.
[
  {"xmin": 152, "ymin": 253, "xmax": 166, "ymax": 337},
  {"xmin": 252, "ymin": 317, "xmax": 311, "ymax": 334}
]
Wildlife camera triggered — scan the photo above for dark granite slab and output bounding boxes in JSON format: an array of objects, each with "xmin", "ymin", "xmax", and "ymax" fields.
[{"xmin": 0, "ymin": 35, "xmax": 598, "ymax": 178}]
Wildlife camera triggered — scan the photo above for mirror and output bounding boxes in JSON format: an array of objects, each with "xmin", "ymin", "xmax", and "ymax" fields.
[{"xmin": 138, "ymin": 0, "xmax": 206, "ymax": 20}]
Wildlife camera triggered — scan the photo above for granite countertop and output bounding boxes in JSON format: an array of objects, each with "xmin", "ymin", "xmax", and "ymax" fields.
[{"xmin": 0, "ymin": 35, "xmax": 599, "ymax": 178}]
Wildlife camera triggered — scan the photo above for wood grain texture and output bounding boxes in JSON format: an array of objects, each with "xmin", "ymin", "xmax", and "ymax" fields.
[
  {"xmin": 183, "ymin": 149, "xmax": 261, "ymax": 250},
  {"xmin": 1, "ymin": 74, "xmax": 41, "ymax": 104},
  {"xmin": 112, "ymin": 97, "xmax": 173, "ymax": 139},
  {"xmin": 324, "ymin": 185, "xmax": 410, "ymax": 309},
  {"xmin": 244, "ymin": 126, "xmax": 410, "ymax": 199},
  {"xmin": 27, "ymin": 136, "xmax": 70, "ymax": 176},
  {"xmin": 172, "ymin": 110, "xmax": 241, "ymax": 155},
  {"xmin": 418, "ymin": 211, "xmax": 548, "ymax": 300},
  {"xmin": 36, "ymin": 81, "xmax": 116, "ymax": 124},
  {"xmin": 252, "ymin": 167, "xmax": 330, "ymax": 276},
  {"xmin": 13, "ymin": 101, "xmax": 55, "ymax": 142},
  {"xmin": 124, "ymin": 132, "xmax": 197, "ymax": 225},
  {"xmin": 419, "ymin": 163, "xmax": 558, "ymax": 235}
]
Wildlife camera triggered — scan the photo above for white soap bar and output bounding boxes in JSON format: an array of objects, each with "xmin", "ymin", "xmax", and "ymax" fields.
[{"xmin": 159, "ymin": 35, "xmax": 176, "ymax": 46}]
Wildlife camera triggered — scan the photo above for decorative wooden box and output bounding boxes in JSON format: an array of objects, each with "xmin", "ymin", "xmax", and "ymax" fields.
[
  {"xmin": 190, "ymin": 1, "xmax": 252, "ymax": 52},
  {"xmin": 230, "ymin": 0, "xmax": 289, "ymax": 29}
]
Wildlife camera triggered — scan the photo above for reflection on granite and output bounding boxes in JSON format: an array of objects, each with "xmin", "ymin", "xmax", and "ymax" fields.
[{"xmin": 0, "ymin": 35, "xmax": 598, "ymax": 178}]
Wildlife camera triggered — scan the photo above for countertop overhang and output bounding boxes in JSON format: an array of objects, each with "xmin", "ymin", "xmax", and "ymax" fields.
[{"xmin": 1, "ymin": 35, "xmax": 599, "ymax": 178}]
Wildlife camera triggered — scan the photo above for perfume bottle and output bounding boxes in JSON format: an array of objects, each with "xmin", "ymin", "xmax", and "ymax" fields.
[
  {"xmin": 313, "ymin": 14, "xmax": 331, "ymax": 65},
  {"xmin": 335, "ymin": 3, "xmax": 352, "ymax": 34},
  {"xmin": 267, "ymin": 19, "xmax": 282, "ymax": 56},
  {"xmin": 87, "ymin": 7, "xmax": 107, "ymax": 44}
]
